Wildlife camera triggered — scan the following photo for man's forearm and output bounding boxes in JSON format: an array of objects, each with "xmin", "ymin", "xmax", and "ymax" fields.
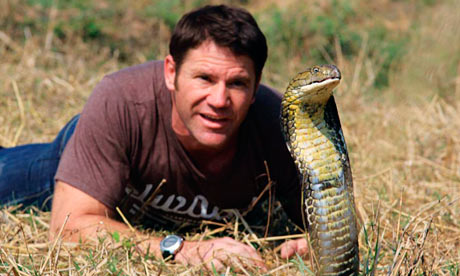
[
  {"xmin": 50, "ymin": 181, "xmax": 166, "ymax": 257},
  {"xmin": 50, "ymin": 213, "xmax": 163, "ymax": 257},
  {"xmin": 50, "ymin": 213, "xmax": 130, "ymax": 241}
]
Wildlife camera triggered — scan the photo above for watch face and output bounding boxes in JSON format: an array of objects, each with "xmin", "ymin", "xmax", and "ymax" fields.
[
  {"xmin": 160, "ymin": 235, "xmax": 183, "ymax": 256},
  {"xmin": 163, "ymin": 236, "xmax": 180, "ymax": 247}
]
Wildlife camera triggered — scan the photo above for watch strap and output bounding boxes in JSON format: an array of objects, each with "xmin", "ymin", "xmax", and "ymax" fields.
[{"xmin": 162, "ymin": 250, "xmax": 173, "ymax": 260}]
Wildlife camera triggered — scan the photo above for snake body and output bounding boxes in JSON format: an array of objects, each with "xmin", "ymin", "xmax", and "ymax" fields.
[{"xmin": 281, "ymin": 65, "xmax": 359, "ymax": 275}]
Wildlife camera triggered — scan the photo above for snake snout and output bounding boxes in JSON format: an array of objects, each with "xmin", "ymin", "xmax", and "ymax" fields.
[
  {"xmin": 324, "ymin": 64, "xmax": 341, "ymax": 80},
  {"xmin": 333, "ymin": 69, "xmax": 341, "ymax": 80}
]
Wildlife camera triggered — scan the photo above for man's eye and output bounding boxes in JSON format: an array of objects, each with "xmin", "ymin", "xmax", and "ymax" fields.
[
  {"xmin": 230, "ymin": 81, "xmax": 247, "ymax": 88},
  {"xmin": 198, "ymin": 75, "xmax": 211, "ymax": 81}
]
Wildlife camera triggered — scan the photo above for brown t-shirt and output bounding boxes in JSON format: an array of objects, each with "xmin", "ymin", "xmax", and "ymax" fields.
[{"xmin": 56, "ymin": 60, "xmax": 302, "ymax": 228}]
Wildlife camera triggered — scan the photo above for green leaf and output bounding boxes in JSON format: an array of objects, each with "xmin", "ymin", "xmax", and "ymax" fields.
[
  {"xmin": 211, "ymin": 262, "xmax": 219, "ymax": 276},
  {"xmin": 112, "ymin": 231, "xmax": 120, "ymax": 243}
]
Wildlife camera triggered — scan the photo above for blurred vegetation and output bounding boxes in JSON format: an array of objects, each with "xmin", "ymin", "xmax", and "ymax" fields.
[{"xmin": 3, "ymin": 0, "xmax": 457, "ymax": 92}]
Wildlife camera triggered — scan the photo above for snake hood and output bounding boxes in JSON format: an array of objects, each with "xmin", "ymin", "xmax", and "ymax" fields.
[
  {"xmin": 284, "ymin": 65, "xmax": 341, "ymax": 104},
  {"xmin": 281, "ymin": 64, "xmax": 345, "ymax": 158}
]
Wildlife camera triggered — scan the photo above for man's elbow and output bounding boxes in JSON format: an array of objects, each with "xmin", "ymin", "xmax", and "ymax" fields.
[{"xmin": 48, "ymin": 212, "xmax": 75, "ymax": 241}]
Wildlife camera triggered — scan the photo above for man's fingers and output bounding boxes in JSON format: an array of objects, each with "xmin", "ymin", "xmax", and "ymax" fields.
[
  {"xmin": 280, "ymin": 238, "xmax": 309, "ymax": 258},
  {"xmin": 176, "ymin": 237, "xmax": 266, "ymax": 271},
  {"xmin": 280, "ymin": 240, "xmax": 296, "ymax": 258},
  {"xmin": 296, "ymin": 238, "xmax": 308, "ymax": 256},
  {"xmin": 215, "ymin": 240, "xmax": 266, "ymax": 269},
  {"xmin": 224, "ymin": 254, "xmax": 267, "ymax": 273},
  {"xmin": 239, "ymin": 251, "xmax": 267, "ymax": 270},
  {"xmin": 236, "ymin": 242, "xmax": 267, "ymax": 270},
  {"xmin": 212, "ymin": 238, "xmax": 267, "ymax": 272}
]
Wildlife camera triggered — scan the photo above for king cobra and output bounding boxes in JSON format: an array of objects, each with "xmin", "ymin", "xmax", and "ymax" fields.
[{"xmin": 280, "ymin": 65, "xmax": 359, "ymax": 275}]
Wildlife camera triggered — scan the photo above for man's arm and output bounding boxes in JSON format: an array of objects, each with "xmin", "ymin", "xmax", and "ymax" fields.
[
  {"xmin": 49, "ymin": 181, "xmax": 129, "ymax": 241},
  {"xmin": 49, "ymin": 181, "xmax": 266, "ymax": 270}
]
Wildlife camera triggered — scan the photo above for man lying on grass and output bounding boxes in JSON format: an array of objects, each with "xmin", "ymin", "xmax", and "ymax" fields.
[{"xmin": 0, "ymin": 5, "xmax": 308, "ymax": 270}]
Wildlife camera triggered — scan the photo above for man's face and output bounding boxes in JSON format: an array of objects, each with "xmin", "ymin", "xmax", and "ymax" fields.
[{"xmin": 164, "ymin": 40, "xmax": 258, "ymax": 151}]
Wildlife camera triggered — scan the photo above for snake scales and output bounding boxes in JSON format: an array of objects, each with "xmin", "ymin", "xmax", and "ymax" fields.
[{"xmin": 280, "ymin": 65, "xmax": 359, "ymax": 275}]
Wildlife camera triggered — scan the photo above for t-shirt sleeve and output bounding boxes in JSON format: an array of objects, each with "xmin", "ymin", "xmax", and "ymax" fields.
[
  {"xmin": 55, "ymin": 76, "xmax": 134, "ymax": 208},
  {"xmin": 276, "ymin": 167, "xmax": 304, "ymax": 228},
  {"xmin": 252, "ymin": 84, "xmax": 304, "ymax": 228},
  {"xmin": 272, "ymin": 129, "xmax": 304, "ymax": 228}
]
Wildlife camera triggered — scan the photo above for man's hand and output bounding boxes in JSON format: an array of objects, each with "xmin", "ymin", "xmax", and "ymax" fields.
[
  {"xmin": 279, "ymin": 238, "xmax": 309, "ymax": 259},
  {"xmin": 174, "ymin": 237, "xmax": 266, "ymax": 272}
]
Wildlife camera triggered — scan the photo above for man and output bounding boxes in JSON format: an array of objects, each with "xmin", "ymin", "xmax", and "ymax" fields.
[{"xmin": 0, "ymin": 5, "xmax": 308, "ymax": 269}]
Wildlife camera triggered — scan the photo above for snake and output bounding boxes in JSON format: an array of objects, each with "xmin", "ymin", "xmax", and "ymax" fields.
[{"xmin": 280, "ymin": 65, "xmax": 359, "ymax": 275}]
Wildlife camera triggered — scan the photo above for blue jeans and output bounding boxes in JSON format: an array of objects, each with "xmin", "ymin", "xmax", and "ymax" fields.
[{"xmin": 0, "ymin": 115, "xmax": 80, "ymax": 210}]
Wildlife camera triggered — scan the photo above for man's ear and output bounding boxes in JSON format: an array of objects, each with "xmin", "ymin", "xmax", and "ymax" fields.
[{"xmin": 164, "ymin": 55, "xmax": 176, "ymax": 91}]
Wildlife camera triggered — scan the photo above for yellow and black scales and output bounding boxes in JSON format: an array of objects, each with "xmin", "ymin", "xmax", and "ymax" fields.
[{"xmin": 281, "ymin": 65, "xmax": 359, "ymax": 275}]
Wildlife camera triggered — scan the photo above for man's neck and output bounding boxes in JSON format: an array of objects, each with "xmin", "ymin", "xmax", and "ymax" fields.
[{"xmin": 174, "ymin": 132, "xmax": 238, "ymax": 176}]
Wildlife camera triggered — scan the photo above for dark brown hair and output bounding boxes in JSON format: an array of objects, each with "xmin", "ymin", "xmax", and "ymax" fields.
[{"xmin": 169, "ymin": 5, "xmax": 268, "ymax": 81}]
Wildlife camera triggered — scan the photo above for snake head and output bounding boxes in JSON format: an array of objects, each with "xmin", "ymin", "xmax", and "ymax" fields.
[{"xmin": 285, "ymin": 64, "xmax": 341, "ymax": 103}]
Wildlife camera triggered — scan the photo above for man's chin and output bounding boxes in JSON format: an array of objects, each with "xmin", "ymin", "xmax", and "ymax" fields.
[{"xmin": 195, "ymin": 133, "xmax": 233, "ymax": 150}]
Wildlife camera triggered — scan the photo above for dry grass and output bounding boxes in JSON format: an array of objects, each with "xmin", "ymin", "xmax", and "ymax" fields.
[{"xmin": 1, "ymin": 0, "xmax": 460, "ymax": 275}]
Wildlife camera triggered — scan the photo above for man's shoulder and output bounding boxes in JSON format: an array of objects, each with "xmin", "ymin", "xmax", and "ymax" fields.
[
  {"xmin": 247, "ymin": 83, "xmax": 287, "ymax": 155},
  {"xmin": 98, "ymin": 60, "xmax": 166, "ymax": 103},
  {"xmin": 255, "ymin": 84, "xmax": 282, "ymax": 103},
  {"xmin": 246, "ymin": 83, "xmax": 297, "ymax": 189},
  {"xmin": 251, "ymin": 84, "xmax": 283, "ymax": 123},
  {"xmin": 106, "ymin": 60, "xmax": 164, "ymax": 82}
]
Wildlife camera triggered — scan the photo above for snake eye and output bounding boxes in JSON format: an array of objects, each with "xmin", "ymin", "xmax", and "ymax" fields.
[{"xmin": 313, "ymin": 67, "xmax": 320, "ymax": 73}]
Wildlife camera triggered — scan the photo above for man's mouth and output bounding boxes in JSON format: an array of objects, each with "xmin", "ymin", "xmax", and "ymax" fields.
[{"xmin": 200, "ymin": 113, "xmax": 230, "ymax": 126}]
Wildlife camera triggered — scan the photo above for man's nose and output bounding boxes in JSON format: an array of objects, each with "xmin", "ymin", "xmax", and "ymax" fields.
[{"xmin": 207, "ymin": 82, "xmax": 230, "ymax": 108}]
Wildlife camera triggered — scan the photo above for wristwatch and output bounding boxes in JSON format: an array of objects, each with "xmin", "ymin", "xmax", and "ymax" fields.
[{"xmin": 160, "ymin": 234, "xmax": 184, "ymax": 260}]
